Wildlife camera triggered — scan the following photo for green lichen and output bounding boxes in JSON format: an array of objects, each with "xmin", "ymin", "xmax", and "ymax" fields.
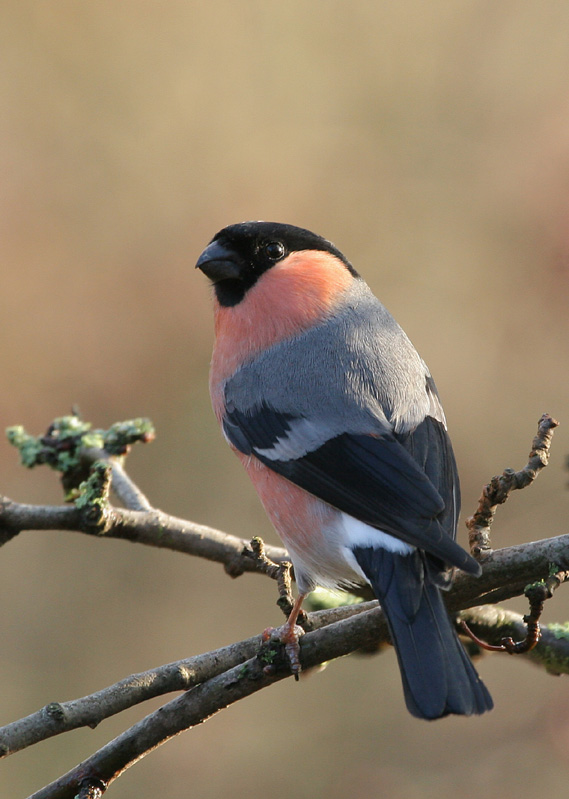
[
  {"xmin": 74, "ymin": 461, "xmax": 112, "ymax": 533},
  {"xmin": 547, "ymin": 622, "xmax": 569, "ymax": 640},
  {"xmin": 257, "ymin": 645, "xmax": 279, "ymax": 667},
  {"xmin": 74, "ymin": 462, "xmax": 111, "ymax": 510},
  {"xmin": 538, "ymin": 644, "xmax": 569, "ymax": 675},
  {"xmin": 6, "ymin": 416, "xmax": 101, "ymax": 474},
  {"xmin": 102, "ymin": 418, "xmax": 155, "ymax": 455},
  {"xmin": 305, "ymin": 587, "xmax": 363, "ymax": 612},
  {"xmin": 5, "ymin": 415, "xmax": 155, "ymax": 474},
  {"xmin": 44, "ymin": 702, "xmax": 65, "ymax": 721},
  {"xmin": 7, "ymin": 414, "xmax": 155, "ymax": 504},
  {"xmin": 5, "ymin": 426, "xmax": 44, "ymax": 468},
  {"xmin": 524, "ymin": 578, "xmax": 546, "ymax": 594}
]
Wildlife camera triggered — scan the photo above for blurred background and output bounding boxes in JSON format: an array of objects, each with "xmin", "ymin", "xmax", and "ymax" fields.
[{"xmin": 2, "ymin": 2, "xmax": 569, "ymax": 796}]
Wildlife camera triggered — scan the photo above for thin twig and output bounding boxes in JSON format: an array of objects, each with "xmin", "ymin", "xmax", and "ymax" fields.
[
  {"xmin": 247, "ymin": 536, "xmax": 308, "ymax": 622},
  {"xmin": 459, "ymin": 605, "xmax": 569, "ymax": 675},
  {"xmin": 466, "ymin": 413, "xmax": 559, "ymax": 557},
  {"xmin": 81, "ymin": 448, "xmax": 152, "ymax": 511},
  {"xmin": 461, "ymin": 568, "xmax": 569, "ymax": 654}
]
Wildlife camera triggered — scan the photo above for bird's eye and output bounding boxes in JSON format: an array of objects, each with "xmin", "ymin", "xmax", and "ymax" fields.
[{"xmin": 263, "ymin": 241, "xmax": 285, "ymax": 261}]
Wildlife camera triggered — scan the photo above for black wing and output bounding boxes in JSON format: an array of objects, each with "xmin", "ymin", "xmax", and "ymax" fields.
[{"xmin": 223, "ymin": 402, "xmax": 478, "ymax": 575}]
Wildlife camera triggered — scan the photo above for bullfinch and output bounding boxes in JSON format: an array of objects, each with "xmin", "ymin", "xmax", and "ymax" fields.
[{"xmin": 196, "ymin": 221, "xmax": 493, "ymax": 720}]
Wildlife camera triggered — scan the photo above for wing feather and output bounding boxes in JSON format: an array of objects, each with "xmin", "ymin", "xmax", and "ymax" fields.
[{"xmin": 223, "ymin": 402, "xmax": 478, "ymax": 574}]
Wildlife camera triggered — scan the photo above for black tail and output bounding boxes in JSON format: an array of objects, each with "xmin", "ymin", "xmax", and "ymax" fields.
[{"xmin": 353, "ymin": 546, "xmax": 493, "ymax": 720}]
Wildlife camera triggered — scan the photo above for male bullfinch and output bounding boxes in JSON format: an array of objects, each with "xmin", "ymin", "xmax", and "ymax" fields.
[{"xmin": 196, "ymin": 221, "xmax": 493, "ymax": 720}]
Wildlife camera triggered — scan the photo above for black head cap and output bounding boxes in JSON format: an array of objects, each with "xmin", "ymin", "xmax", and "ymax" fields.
[{"xmin": 196, "ymin": 221, "xmax": 357, "ymax": 307}]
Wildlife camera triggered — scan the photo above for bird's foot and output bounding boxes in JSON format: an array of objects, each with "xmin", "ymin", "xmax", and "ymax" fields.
[{"xmin": 262, "ymin": 622, "xmax": 306, "ymax": 679}]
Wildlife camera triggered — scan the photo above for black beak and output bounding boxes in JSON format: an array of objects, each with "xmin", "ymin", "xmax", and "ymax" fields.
[{"xmin": 195, "ymin": 240, "xmax": 242, "ymax": 283}]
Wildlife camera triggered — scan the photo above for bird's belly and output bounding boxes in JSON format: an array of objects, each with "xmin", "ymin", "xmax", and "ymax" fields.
[{"xmin": 239, "ymin": 454, "xmax": 367, "ymax": 593}]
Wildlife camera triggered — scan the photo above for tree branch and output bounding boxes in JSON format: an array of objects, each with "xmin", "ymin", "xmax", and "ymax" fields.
[
  {"xmin": 9, "ymin": 530, "xmax": 567, "ymax": 760},
  {"xmin": 27, "ymin": 606, "xmax": 390, "ymax": 799},
  {"xmin": 2, "ymin": 412, "xmax": 568, "ymax": 797},
  {"xmin": 0, "ymin": 603, "xmax": 372, "ymax": 757},
  {"xmin": 23, "ymin": 597, "xmax": 569, "ymax": 799},
  {"xmin": 448, "ymin": 533, "xmax": 569, "ymax": 610},
  {"xmin": 0, "ymin": 499, "xmax": 289, "ymax": 577}
]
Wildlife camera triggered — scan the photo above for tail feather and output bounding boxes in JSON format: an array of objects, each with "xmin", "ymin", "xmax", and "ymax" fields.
[{"xmin": 353, "ymin": 546, "xmax": 493, "ymax": 720}]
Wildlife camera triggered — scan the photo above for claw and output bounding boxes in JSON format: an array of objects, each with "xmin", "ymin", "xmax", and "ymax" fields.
[
  {"xmin": 262, "ymin": 626, "xmax": 275, "ymax": 643},
  {"xmin": 281, "ymin": 623, "xmax": 305, "ymax": 679},
  {"xmin": 261, "ymin": 593, "xmax": 307, "ymax": 678},
  {"xmin": 262, "ymin": 623, "xmax": 305, "ymax": 678}
]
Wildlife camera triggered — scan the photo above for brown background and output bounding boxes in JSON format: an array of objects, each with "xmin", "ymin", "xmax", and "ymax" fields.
[{"xmin": 2, "ymin": 2, "xmax": 569, "ymax": 797}]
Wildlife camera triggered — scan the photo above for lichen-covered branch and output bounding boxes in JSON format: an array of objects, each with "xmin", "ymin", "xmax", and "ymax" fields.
[
  {"xmin": 1, "ymin": 415, "xmax": 290, "ymax": 573},
  {"xmin": 6, "ymin": 415, "xmax": 155, "ymax": 507},
  {"xmin": 460, "ymin": 605, "xmax": 569, "ymax": 674}
]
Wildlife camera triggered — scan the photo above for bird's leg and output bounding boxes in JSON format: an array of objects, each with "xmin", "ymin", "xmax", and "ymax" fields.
[
  {"xmin": 263, "ymin": 592, "xmax": 307, "ymax": 680},
  {"xmin": 247, "ymin": 537, "xmax": 308, "ymax": 677},
  {"xmin": 280, "ymin": 592, "xmax": 308, "ymax": 676}
]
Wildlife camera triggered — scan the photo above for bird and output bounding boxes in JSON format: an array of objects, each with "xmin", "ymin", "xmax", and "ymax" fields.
[{"xmin": 196, "ymin": 220, "xmax": 493, "ymax": 720}]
